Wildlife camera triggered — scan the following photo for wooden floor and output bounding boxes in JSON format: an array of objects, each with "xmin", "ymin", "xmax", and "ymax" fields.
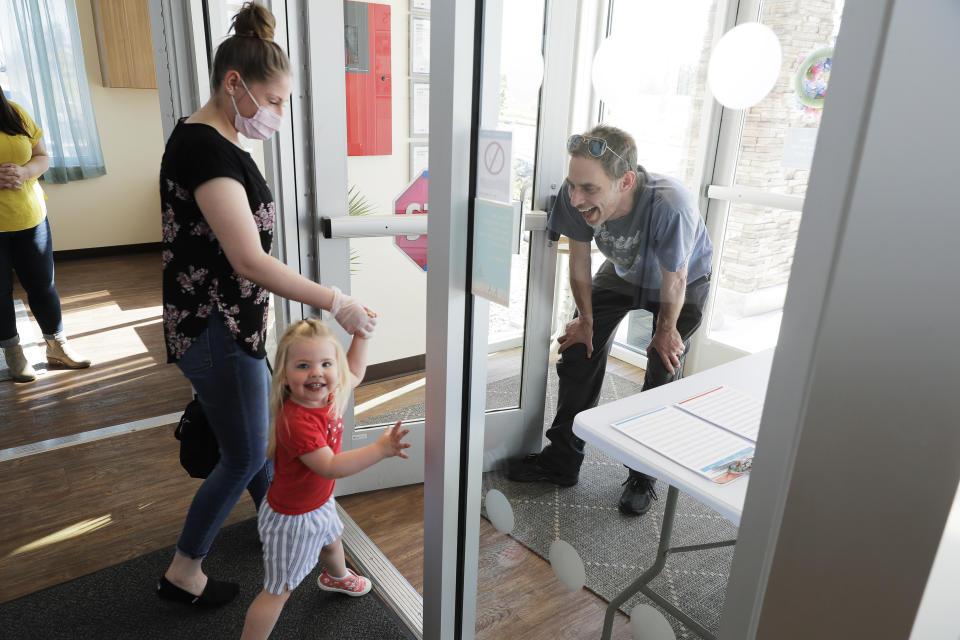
[
  {"xmin": 1, "ymin": 252, "xmax": 193, "ymax": 449},
  {"xmin": 1, "ymin": 250, "xmax": 641, "ymax": 638}
]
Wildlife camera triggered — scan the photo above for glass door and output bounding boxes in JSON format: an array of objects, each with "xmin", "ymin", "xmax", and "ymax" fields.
[
  {"xmin": 469, "ymin": 0, "xmax": 753, "ymax": 638},
  {"xmin": 688, "ymin": 0, "xmax": 846, "ymax": 372},
  {"xmin": 271, "ymin": 0, "xmax": 567, "ymax": 637},
  {"xmin": 330, "ymin": 0, "xmax": 558, "ymax": 495}
]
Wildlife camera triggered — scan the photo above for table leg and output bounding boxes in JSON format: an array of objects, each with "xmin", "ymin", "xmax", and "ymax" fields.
[{"xmin": 600, "ymin": 485, "xmax": 735, "ymax": 640}]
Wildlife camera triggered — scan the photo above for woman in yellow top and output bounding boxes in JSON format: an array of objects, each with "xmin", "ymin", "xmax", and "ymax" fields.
[{"xmin": 0, "ymin": 86, "xmax": 89, "ymax": 382}]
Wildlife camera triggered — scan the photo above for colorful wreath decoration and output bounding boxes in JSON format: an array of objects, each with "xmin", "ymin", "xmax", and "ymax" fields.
[{"xmin": 794, "ymin": 46, "xmax": 833, "ymax": 109}]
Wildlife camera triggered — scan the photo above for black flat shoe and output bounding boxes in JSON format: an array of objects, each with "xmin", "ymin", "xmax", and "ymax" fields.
[
  {"xmin": 507, "ymin": 453, "xmax": 579, "ymax": 487},
  {"xmin": 156, "ymin": 576, "xmax": 239, "ymax": 608}
]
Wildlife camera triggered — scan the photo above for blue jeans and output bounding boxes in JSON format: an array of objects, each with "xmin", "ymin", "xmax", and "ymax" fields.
[
  {"xmin": 175, "ymin": 311, "xmax": 272, "ymax": 559},
  {"xmin": 0, "ymin": 218, "xmax": 64, "ymax": 341}
]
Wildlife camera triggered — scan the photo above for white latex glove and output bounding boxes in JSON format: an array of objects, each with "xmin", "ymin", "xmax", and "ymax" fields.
[{"xmin": 329, "ymin": 286, "xmax": 377, "ymax": 337}]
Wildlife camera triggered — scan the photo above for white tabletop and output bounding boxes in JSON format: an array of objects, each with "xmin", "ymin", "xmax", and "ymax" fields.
[{"xmin": 573, "ymin": 349, "xmax": 774, "ymax": 526}]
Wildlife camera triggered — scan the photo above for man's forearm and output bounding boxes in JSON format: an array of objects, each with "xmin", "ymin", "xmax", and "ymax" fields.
[
  {"xmin": 570, "ymin": 273, "xmax": 594, "ymax": 322},
  {"xmin": 656, "ymin": 269, "xmax": 687, "ymax": 332},
  {"xmin": 568, "ymin": 242, "xmax": 594, "ymax": 323}
]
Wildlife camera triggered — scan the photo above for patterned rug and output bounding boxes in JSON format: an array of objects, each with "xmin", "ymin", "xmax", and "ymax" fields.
[
  {"xmin": 0, "ymin": 300, "xmax": 48, "ymax": 381},
  {"xmin": 480, "ymin": 369, "xmax": 737, "ymax": 639},
  {"xmin": 353, "ymin": 364, "xmax": 737, "ymax": 638}
]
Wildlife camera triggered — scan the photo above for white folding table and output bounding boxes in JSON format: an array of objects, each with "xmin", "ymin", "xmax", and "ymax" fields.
[{"xmin": 573, "ymin": 349, "xmax": 774, "ymax": 639}]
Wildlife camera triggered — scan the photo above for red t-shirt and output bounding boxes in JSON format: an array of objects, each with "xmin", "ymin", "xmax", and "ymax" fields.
[{"xmin": 266, "ymin": 400, "xmax": 344, "ymax": 515}]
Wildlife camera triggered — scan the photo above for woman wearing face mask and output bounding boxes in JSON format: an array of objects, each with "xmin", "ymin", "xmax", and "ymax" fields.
[{"xmin": 156, "ymin": 2, "xmax": 376, "ymax": 607}]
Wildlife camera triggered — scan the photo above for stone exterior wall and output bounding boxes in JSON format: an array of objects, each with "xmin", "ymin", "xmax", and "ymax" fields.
[{"xmin": 716, "ymin": 1, "xmax": 842, "ymax": 313}]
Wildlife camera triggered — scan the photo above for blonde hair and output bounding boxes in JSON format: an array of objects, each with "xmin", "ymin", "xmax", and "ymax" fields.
[
  {"xmin": 210, "ymin": 2, "xmax": 291, "ymax": 93},
  {"xmin": 266, "ymin": 319, "xmax": 351, "ymax": 459}
]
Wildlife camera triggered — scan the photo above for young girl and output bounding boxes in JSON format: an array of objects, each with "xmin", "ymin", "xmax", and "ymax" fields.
[{"xmin": 240, "ymin": 319, "xmax": 409, "ymax": 640}]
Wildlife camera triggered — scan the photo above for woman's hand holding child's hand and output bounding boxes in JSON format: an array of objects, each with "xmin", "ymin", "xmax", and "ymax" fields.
[
  {"xmin": 329, "ymin": 285, "xmax": 378, "ymax": 338},
  {"xmin": 377, "ymin": 420, "xmax": 411, "ymax": 460}
]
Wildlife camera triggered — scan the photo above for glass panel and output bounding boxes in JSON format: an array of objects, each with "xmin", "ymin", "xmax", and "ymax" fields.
[
  {"xmin": 324, "ymin": 6, "xmax": 428, "ymax": 634},
  {"xmin": 613, "ymin": 308, "xmax": 654, "ymax": 355},
  {"xmin": 484, "ymin": 0, "xmax": 545, "ymax": 412},
  {"xmin": 603, "ymin": 0, "xmax": 719, "ymax": 191},
  {"xmin": 477, "ymin": 1, "xmax": 731, "ymax": 637},
  {"xmin": 347, "ymin": 0, "xmax": 429, "ymax": 429},
  {"xmin": 710, "ymin": 202, "xmax": 800, "ymax": 352},
  {"xmin": 708, "ymin": 0, "xmax": 845, "ymax": 353},
  {"xmin": 731, "ymin": 0, "xmax": 845, "ymax": 197},
  {"xmin": 580, "ymin": 0, "xmax": 719, "ymax": 362}
]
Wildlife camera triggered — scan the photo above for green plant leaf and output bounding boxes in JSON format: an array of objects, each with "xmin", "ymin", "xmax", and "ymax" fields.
[
  {"xmin": 348, "ymin": 184, "xmax": 377, "ymax": 217},
  {"xmin": 347, "ymin": 185, "xmax": 377, "ymax": 274}
]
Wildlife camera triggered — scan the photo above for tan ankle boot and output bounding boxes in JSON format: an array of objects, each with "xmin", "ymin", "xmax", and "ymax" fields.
[
  {"xmin": 3, "ymin": 344, "xmax": 37, "ymax": 382},
  {"xmin": 45, "ymin": 337, "xmax": 91, "ymax": 369}
]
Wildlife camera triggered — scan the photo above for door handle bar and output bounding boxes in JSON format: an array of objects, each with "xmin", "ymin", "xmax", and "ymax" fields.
[{"xmin": 321, "ymin": 210, "xmax": 549, "ymax": 239}]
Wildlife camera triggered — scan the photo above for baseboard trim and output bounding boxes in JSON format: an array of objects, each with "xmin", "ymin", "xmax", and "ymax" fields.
[
  {"xmin": 53, "ymin": 242, "xmax": 161, "ymax": 261},
  {"xmin": 365, "ymin": 354, "xmax": 425, "ymax": 383}
]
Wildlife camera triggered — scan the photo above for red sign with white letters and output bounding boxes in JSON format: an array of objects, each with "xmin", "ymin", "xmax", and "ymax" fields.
[{"xmin": 393, "ymin": 171, "xmax": 428, "ymax": 271}]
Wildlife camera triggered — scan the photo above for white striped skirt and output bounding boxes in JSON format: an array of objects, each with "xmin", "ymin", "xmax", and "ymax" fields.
[{"xmin": 258, "ymin": 498, "xmax": 345, "ymax": 594}]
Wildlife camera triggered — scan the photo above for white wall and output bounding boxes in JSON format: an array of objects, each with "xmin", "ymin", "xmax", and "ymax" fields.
[
  {"xmin": 44, "ymin": 0, "xmax": 164, "ymax": 251},
  {"xmin": 347, "ymin": 0, "xmax": 428, "ymax": 365}
]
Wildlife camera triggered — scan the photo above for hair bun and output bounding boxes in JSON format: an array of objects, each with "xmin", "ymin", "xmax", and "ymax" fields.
[{"xmin": 231, "ymin": 2, "xmax": 276, "ymax": 42}]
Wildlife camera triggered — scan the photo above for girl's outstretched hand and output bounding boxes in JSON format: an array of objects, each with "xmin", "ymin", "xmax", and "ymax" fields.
[{"xmin": 378, "ymin": 420, "xmax": 411, "ymax": 459}]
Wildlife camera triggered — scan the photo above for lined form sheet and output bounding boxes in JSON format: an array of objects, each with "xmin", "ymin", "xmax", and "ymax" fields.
[
  {"xmin": 676, "ymin": 386, "xmax": 762, "ymax": 442},
  {"xmin": 612, "ymin": 406, "xmax": 755, "ymax": 482}
]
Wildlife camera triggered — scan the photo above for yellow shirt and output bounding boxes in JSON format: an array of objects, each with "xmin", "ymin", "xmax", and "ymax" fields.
[{"xmin": 0, "ymin": 102, "xmax": 46, "ymax": 232}]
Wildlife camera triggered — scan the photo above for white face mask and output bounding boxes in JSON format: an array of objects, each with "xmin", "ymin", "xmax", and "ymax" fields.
[{"xmin": 231, "ymin": 76, "xmax": 283, "ymax": 140}]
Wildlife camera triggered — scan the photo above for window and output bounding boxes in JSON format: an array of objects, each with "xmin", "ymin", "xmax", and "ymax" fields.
[
  {"xmin": 706, "ymin": 0, "xmax": 845, "ymax": 354},
  {"xmin": 0, "ymin": 0, "xmax": 106, "ymax": 183},
  {"xmin": 591, "ymin": 0, "xmax": 722, "ymax": 363}
]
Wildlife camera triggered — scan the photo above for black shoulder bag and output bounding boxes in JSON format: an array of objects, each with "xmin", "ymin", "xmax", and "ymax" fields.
[{"xmin": 174, "ymin": 395, "xmax": 220, "ymax": 479}]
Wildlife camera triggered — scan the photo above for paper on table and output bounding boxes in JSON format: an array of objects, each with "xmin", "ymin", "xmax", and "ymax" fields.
[
  {"xmin": 676, "ymin": 386, "xmax": 762, "ymax": 442},
  {"xmin": 612, "ymin": 406, "xmax": 755, "ymax": 483}
]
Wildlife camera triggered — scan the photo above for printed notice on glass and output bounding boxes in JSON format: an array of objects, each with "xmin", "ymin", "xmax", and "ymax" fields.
[
  {"xmin": 612, "ymin": 406, "xmax": 754, "ymax": 483},
  {"xmin": 676, "ymin": 386, "xmax": 762, "ymax": 442},
  {"xmin": 781, "ymin": 127, "xmax": 818, "ymax": 170},
  {"xmin": 471, "ymin": 199, "xmax": 514, "ymax": 307},
  {"xmin": 476, "ymin": 129, "xmax": 512, "ymax": 204}
]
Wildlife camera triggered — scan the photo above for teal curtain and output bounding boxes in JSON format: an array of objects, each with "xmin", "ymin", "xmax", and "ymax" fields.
[{"xmin": 0, "ymin": 0, "xmax": 106, "ymax": 184}]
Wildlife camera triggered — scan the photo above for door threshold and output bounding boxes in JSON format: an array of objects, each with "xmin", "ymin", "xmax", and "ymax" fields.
[{"xmin": 338, "ymin": 503, "xmax": 423, "ymax": 639}]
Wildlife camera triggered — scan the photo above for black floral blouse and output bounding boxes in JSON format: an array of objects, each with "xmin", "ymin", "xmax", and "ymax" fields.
[{"xmin": 159, "ymin": 120, "xmax": 274, "ymax": 363}]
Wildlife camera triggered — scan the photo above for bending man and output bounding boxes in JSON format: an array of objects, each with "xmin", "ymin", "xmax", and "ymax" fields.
[{"xmin": 509, "ymin": 125, "xmax": 713, "ymax": 516}]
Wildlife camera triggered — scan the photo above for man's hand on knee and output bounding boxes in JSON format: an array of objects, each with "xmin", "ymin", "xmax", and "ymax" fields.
[
  {"xmin": 648, "ymin": 327, "xmax": 684, "ymax": 375},
  {"xmin": 557, "ymin": 317, "xmax": 594, "ymax": 358}
]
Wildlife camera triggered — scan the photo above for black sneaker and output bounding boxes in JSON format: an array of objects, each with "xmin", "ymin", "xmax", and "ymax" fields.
[
  {"xmin": 507, "ymin": 454, "xmax": 579, "ymax": 487},
  {"xmin": 618, "ymin": 474, "xmax": 658, "ymax": 515}
]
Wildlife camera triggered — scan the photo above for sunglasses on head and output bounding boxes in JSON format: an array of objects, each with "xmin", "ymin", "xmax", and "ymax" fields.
[{"xmin": 567, "ymin": 134, "xmax": 627, "ymax": 165}]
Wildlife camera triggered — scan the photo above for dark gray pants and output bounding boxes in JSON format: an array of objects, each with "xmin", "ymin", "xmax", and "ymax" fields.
[{"xmin": 538, "ymin": 260, "xmax": 710, "ymax": 477}]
